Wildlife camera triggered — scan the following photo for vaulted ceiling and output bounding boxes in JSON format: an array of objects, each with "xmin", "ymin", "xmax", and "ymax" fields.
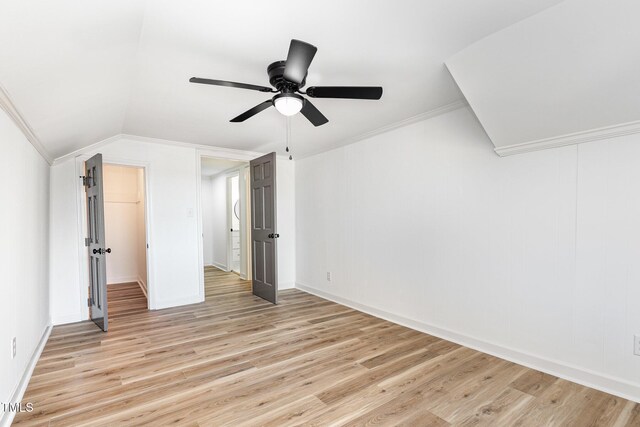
[
  {"xmin": 0, "ymin": 0, "xmax": 565, "ymax": 160},
  {"xmin": 446, "ymin": 0, "xmax": 640, "ymax": 155}
]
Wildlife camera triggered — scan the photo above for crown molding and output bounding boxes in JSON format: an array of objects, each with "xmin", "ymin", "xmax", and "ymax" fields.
[
  {"xmin": 0, "ymin": 84, "xmax": 53, "ymax": 165},
  {"xmin": 295, "ymin": 99, "xmax": 469, "ymax": 160},
  {"xmin": 495, "ymin": 119, "xmax": 640, "ymax": 156},
  {"xmin": 52, "ymin": 133, "xmax": 268, "ymax": 165},
  {"xmin": 123, "ymin": 134, "xmax": 267, "ymax": 161},
  {"xmin": 52, "ymin": 134, "xmax": 125, "ymax": 165},
  {"xmin": 52, "ymin": 101, "xmax": 469, "ymax": 165}
]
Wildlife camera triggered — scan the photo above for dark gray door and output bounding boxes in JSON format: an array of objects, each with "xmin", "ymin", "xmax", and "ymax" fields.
[
  {"xmin": 84, "ymin": 154, "xmax": 109, "ymax": 331},
  {"xmin": 250, "ymin": 152, "xmax": 278, "ymax": 304}
]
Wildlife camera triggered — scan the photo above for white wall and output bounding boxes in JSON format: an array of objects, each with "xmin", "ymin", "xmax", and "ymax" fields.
[
  {"xmin": 103, "ymin": 164, "xmax": 146, "ymax": 285},
  {"xmin": 295, "ymin": 107, "xmax": 640, "ymax": 401},
  {"xmin": 50, "ymin": 138, "xmax": 201, "ymax": 321},
  {"xmin": 201, "ymin": 176, "xmax": 214, "ymax": 266},
  {"xmin": 49, "ymin": 137, "xmax": 296, "ymax": 324},
  {"xmin": 0, "ymin": 109, "xmax": 50, "ymax": 418},
  {"xmin": 277, "ymin": 159, "xmax": 296, "ymax": 289}
]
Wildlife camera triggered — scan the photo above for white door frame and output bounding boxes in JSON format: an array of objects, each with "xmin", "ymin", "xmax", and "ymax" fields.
[
  {"xmin": 75, "ymin": 156, "xmax": 154, "ymax": 320},
  {"xmin": 223, "ymin": 170, "xmax": 250, "ymax": 278},
  {"xmin": 240, "ymin": 165, "xmax": 251, "ymax": 281},
  {"xmin": 196, "ymin": 149, "xmax": 259, "ymax": 302},
  {"xmin": 226, "ymin": 172, "xmax": 240, "ymax": 274}
]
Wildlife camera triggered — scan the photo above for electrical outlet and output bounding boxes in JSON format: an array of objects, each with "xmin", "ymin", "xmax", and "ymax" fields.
[
  {"xmin": 326, "ymin": 272, "xmax": 331, "ymax": 282},
  {"xmin": 634, "ymin": 335, "xmax": 640, "ymax": 356},
  {"xmin": 11, "ymin": 337, "xmax": 16, "ymax": 359}
]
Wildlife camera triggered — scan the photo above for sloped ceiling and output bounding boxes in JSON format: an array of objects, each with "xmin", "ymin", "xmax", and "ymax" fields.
[
  {"xmin": 0, "ymin": 0, "xmax": 564, "ymax": 160},
  {"xmin": 446, "ymin": 0, "xmax": 640, "ymax": 155}
]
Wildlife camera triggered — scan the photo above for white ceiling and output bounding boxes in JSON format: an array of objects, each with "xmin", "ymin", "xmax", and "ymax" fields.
[
  {"xmin": 446, "ymin": 0, "xmax": 640, "ymax": 151},
  {"xmin": 201, "ymin": 157, "xmax": 245, "ymax": 177},
  {"xmin": 0, "ymin": 0, "xmax": 564, "ymax": 159}
]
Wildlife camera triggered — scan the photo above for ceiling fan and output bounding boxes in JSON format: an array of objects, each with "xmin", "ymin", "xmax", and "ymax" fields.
[{"xmin": 189, "ymin": 39, "xmax": 383, "ymax": 127}]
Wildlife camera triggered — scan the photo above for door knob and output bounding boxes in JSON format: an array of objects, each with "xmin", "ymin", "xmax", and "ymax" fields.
[
  {"xmin": 268, "ymin": 233, "xmax": 280, "ymax": 239},
  {"xmin": 105, "ymin": 248, "xmax": 111, "ymax": 254},
  {"xmin": 92, "ymin": 248, "xmax": 103, "ymax": 255}
]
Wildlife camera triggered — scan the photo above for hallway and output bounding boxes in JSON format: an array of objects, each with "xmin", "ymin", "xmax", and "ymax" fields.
[{"xmin": 204, "ymin": 265, "xmax": 251, "ymax": 299}]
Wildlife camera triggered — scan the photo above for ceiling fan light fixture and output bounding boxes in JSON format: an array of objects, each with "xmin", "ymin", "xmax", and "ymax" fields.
[
  {"xmin": 190, "ymin": 39, "xmax": 382, "ymax": 126},
  {"xmin": 273, "ymin": 93, "xmax": 304, "ymax": 116}
]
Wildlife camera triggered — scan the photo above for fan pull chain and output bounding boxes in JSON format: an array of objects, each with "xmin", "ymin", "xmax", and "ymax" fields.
[{"xmin": 286, "ymin": 116, "xmax": 293, "ymax": 160}]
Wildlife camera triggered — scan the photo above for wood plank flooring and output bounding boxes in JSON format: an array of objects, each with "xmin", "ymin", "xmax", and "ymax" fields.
[
  {"xmin": 14, "ymin": 267, "xmax": 640, "ymax": 426},
  {"xmin": 204, "ymin": 266, "xmax": 251, "ymax": 298},
  {"xmin": 107, "ymin": 283, "xmax": 148, "ymax": 319}
]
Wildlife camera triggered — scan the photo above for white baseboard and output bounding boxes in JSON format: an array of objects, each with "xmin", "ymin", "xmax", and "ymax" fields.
[
  {"xmin": 209, "ymin": 261, "xmax": 228, "ymax": 271},
  {"xmin": 295, "ymin": 283, "xmax": 640, "ymax": 404},
  {"xmin": 154, "ymin": 294, "xmax": 203, "ymax": 310},
  {"xmin": 1, "ymin": 324, "xmax": 52, "ymax": 427},
  {"xmin": 137, "ymin": 277, "xmax": 148, "ymax": 298},
  {"xmin": 107, "ymin": 276, "xmax": 139, "ymax": 285}
]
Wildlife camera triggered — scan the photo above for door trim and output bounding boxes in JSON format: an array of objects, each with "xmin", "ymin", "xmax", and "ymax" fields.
[
  {"xmin": 75, "ymin": 156, "xmax": 154, "ymax": 320},
  {"xmin": 226, "ymin": 171, "xmax": 241, "ymax": 275},
  {"xmin": 240, "ymin": 165, "xmax": 251, "ymax": 281},
  {"xmin": 196, "ymin": 150, "xmax": 263, "ymax": 302}
]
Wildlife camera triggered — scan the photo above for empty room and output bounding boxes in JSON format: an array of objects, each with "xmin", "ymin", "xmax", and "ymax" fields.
[{"xmin": 1, "ymin": 1, "xmax": 639, "ymax": 426}]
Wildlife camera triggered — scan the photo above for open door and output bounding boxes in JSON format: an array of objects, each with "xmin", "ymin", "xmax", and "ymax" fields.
[
  {"xmin": 84, "ymin": 154, "xmax": 109, "ymax": 331},
  {"xmin": 250, "ymin": 152, "xmax": 278, "ymax": 304}
]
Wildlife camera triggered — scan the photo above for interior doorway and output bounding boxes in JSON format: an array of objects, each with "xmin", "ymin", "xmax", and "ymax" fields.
[
  {"xmin": 102, "ymin": 164, "xmax": 149, "ymax": 317},
  {"xmin": 200, "ymin": 157, "xmax": 251, "ymax": 299}
]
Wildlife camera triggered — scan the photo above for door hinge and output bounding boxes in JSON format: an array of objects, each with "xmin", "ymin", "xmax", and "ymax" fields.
[
  {"xmin": 84, "ymin": 237, "xmax": 90, "ymax": 247},
  {"xmin": 87, "ymin": 297, "xmax": 91, "ymax": 307}
]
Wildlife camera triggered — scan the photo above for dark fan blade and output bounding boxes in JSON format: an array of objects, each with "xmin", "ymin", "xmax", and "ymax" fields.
[
  {"xmin": 283, "ymin": 39, "xmax": 317, "ymax": 85},
  {"xmin": 300, "ymin": 98, "xmax": 328, "ymax": 127},
  {"xmin": 230, "ymin": 100, "xmax": 273, "ymax": 122},
  {"xmin": 306, "ymin": 86, "xmax": 383, "ymax": 100},
  {"xmin": 190, "ymin": 77, "xmax": 274, "ymax": 93}
]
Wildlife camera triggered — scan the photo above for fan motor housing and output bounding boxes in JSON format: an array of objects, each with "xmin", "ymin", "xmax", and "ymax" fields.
[{"xmin": 268, "ymin": 60, "xmax": 306, "ymax": 91}]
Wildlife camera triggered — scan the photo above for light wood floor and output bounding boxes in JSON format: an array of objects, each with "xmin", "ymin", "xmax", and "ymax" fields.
[
  {"xmin": 107, "ymin": 282, "xmax": 148, "ymax": 319},
  {"xmin": 14, "ymin": 267, "xmax": 640, "ymax": 426},
  {"xmin": 204, "ymin": 266, "xmax": 251, "ymax": 298}
]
